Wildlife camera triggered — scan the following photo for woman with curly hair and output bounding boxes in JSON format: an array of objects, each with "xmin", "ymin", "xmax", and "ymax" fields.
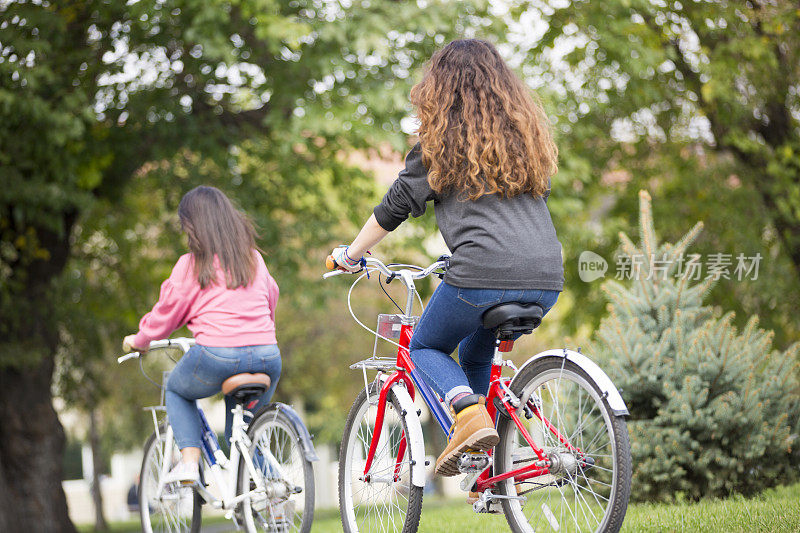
[{"xmin": 329, "ymin": 39, "xmax": 563, "ymax": 477}]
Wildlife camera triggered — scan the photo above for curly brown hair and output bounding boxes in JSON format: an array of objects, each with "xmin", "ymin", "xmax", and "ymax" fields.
[{"xmin": 410, "ymin": 39, "xmax": 558, "ymax": 199}]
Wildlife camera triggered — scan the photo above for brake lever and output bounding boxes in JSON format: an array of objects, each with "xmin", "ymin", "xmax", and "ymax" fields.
[
  {"xmin": 435, "ymin": 254, "xmax": 449, "ymax": 279},
  {"xmin": 385, "ymin": 272, "xmax": 397, "ymax": 285}
]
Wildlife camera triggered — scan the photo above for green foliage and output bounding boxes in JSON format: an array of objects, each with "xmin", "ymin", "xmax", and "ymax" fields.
[
  {"xmin": 25, "ymin": 0, "xmax": 496, "ymax": 450},
  {"xmin": 1, "ymin": 0, "xmax": 496, "ymax": 367},
  {"xmin": 507, "ymin": 0, "xmax": 800, "ymax": 345},
  {"xmin": 591, "ymin": 190, "xmax": 800, "ymax": 501}
]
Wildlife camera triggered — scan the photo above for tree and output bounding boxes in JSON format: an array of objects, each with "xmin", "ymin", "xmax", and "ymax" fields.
[
  {"xmin": 505, "ymin": 0, "xmax": 800, "ymax": 344},
  {"xmin": 0, "ymin": 1, "xmax": 494, "ymax": 528},
  {"xmin": 591, "ymin": 190, "xmax": 800, "ymax": 501}
]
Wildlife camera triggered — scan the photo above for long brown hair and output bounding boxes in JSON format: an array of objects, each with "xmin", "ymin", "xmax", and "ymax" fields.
[
  {"xmin": 410, "ymin": 39, "xmax": 558, "ymax": 199},
  {"xmin": 178, "ymin": 186, "xmax": 258, "ymax": 289}
]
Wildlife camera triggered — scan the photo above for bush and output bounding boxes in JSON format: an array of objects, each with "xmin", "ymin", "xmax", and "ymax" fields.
[{"xmin": 591, "ymin": 190, "xmax": 800, "ymax": 501}]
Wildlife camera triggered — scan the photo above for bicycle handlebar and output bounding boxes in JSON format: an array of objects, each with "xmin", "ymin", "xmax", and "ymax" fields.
[
  {"xmin": 117, "ymin": 352, "xmax": 141, "ymax": 363},
  {"xmin": 117, "ymin": 337, "xmax": 196, "ymax": 364},
  {"xmin": 323, "ymin": 256, "xmax": 447, "ymax": 281}
]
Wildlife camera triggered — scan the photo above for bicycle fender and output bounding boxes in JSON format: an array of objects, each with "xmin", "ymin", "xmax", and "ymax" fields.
[
  {"xmin": 513, "ymin": 349, "xmax": 629, "ymax": 416},
  {"xmin": 388, "ymin": 383, "xmax": 427, "ymax": 488},
  {"xmin": 260, "ymin": 402, "xmax": 320, "ymax": 462}
]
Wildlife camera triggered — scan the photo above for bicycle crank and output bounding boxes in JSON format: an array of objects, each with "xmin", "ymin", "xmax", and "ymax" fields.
[{"xmin": 471, "ymin": 489, "xmax": 526, "ymax": 514}]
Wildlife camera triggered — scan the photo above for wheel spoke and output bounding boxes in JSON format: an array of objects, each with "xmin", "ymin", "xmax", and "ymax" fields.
[
  {"xmin": 496, "ymin": 362, "xmax": 629, "ymax": 533},
  {"xmin": 140, "ymin": 429, "xmax": 197, "ymax": 533},
  {"xmin": 239, "ymin": 412, "xmax": 311, "ymax": 532},
  {"xmin": 341, "ymin": 388, "xmax": 420, "ymax": 533}
]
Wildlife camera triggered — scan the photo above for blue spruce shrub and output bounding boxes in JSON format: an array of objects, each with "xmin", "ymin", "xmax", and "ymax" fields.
[{"xmin": 591, "ymin": 190, "xmax": 800, "ymax": 501}]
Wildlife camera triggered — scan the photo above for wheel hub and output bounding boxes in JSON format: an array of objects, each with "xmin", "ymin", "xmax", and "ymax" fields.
[{"xmin": 548, "ymin": 451, "xmax": 578, "ymax": 476}]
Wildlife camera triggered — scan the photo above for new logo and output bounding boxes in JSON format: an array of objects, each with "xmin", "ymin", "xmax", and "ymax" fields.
[{"xmin": 578, "ymin": 251, "xmax": 607, "ymax": 282}]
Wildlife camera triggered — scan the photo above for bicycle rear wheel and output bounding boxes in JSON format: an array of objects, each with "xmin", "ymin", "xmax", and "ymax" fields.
[
  {"xmin": 237, "ymin": 406, "xmax": 315, "ymax": 533},
  {"xmin": 495, "ymin": 357, "xmax": 631, "ymax": 533},
  {"xmin": 339, "ymin": 382, "xmax": 423, "ymax": 533},
  {"xmin": 139, "ymin": 426, "xmax": 202, "ymax": 533}
]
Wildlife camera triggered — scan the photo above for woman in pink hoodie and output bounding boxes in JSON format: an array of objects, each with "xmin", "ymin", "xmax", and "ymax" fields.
[{"xmin": 123, "ymin": 186, "xmax": 280, "ymax": 484}]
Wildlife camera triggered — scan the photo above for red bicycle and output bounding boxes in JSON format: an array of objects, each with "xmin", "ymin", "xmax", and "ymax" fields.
[{"xmin": 325, "ymin": 256, "xmax": 631, "ymax": 533}]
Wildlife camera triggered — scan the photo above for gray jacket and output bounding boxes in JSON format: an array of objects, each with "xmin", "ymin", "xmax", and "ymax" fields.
[{"xmin": 373, "ymin": 144, "xmax": 564, "ymax": 291}]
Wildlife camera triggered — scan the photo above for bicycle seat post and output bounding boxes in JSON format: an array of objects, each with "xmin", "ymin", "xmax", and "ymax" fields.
[
  {"xmin": 492, "ymin": 338, "xmax": 516, "ymax": 369},
  {"xmin": 231, "ymin": 403, "xmax": 244, "ymax": 438}
]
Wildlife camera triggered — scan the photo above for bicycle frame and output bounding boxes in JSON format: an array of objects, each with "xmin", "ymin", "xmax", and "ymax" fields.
[
  {"xmin": 195, "ymin": 403, "xmax": 281, "ymax": 512},
  {"xmin": 357, "ymin": 273, "xmax": 584, "ymax": 495},
  {"xmin": 130, "ymin": 339, "xmax": 285, "ymax": 516}
]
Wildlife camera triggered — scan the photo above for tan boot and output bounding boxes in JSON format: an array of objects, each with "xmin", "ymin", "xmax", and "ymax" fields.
[{"xmin": 435, "ymin": 395, "xmax": 499, "ymax": 477}]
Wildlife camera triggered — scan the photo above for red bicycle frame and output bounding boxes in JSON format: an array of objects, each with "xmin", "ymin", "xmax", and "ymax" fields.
[{"xmin": 361, "ymin": 324, "xmax": 583, "ymax": 493}]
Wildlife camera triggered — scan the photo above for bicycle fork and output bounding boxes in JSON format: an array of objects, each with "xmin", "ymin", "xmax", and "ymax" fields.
[{"xmin": 361, "ymin": 373, "xmax": 427, "ymax": 488}]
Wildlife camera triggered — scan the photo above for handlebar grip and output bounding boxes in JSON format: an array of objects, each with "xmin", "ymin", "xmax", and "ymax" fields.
[
  {"xmin": 326, "ymin": 255, "xmax": 338, "ymax": 270},
  {"xmin": 118, "ymin": 352, "xmax": 140, "ymax": 364}
]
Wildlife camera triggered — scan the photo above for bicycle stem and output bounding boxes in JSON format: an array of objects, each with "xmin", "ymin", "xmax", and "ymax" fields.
[{"xmin": 398, "ymin": 271, "xmax": 417, "ymax": 316}]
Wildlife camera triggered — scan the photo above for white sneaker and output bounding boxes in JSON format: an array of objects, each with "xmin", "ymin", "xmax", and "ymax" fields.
[{"xmin": 163, "ymin": 461, "xmax": 200, "ymax": 485}]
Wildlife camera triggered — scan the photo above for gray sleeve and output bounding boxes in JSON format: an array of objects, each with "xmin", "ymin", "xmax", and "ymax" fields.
[{"xmin": 373, "ymin": 143, "xmax": 435, "ymax": 231}]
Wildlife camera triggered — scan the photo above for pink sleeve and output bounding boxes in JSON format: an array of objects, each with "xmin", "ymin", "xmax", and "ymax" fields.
[{"xmin": 133, "ymin": 255, "xmax": 198, "ymax": 348}]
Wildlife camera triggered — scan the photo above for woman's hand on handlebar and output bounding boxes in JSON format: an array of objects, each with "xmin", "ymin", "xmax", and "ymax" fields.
[
  {"xmin": 122, "ymin": 334, "xmax": 148, "ymax": 353},
  {"xmin": 327, "ymin": 246, "xmax": 363, "ymax": 272}
]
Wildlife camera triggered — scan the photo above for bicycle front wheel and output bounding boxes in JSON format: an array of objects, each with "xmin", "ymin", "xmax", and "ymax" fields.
[
  {"xmin": 237, "ymin": 406, "xmax": 315, "ymax": 533},
  {"xmin": 495, "ymin": 357, "xmax": 631, "ymax": 533},
  {"xmin": 139, "ymin": 426, "xmax": 202, "ymax": 533},
  {"xmin": 339, "ymin": 382, "xmax": 423, "ymax": 533}
]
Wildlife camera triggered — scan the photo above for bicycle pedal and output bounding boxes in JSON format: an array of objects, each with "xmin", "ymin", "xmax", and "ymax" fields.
[
  {"xmin": 457, "ymin": 451, "xmax": 491, "ymax": 474},
  {"xmin": 458, "ymin": 452, "xmax": 492, "ymax": 492},
  {"xmin": 470, "ymin": 490, "xmax": 504, "ymax": 514},
  {"xmin": 473, "ymin": 501, "xmax": 503, "ymax": 514}
]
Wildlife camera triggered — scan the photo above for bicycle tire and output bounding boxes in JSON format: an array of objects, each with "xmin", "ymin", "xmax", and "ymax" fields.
[
  {"xmin": 139, "ymin": 425, "xmax": 202, "ymax": 533},
  {"xmin": 339, "ymin": 382, "xmax": 423, "ymax": 533},
  {"xmin": 495, "ymin": 356, "xmax": 632, "ymax": 533},
  {"xmin": 236, "ymin": 405, "xmax": 315, "ymax": 533}
]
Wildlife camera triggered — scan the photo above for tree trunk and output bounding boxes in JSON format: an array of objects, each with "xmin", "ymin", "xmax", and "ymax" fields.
[
  {"xmin": 88, "ymin": 409, "xmax": 108, "ymax": 532},
  {"xmin": 0, "ymin": 217, "xmax": 77, "ymax": 531},
  {"xmin": 0, "ymin": 356, "xmax": 76, "ymax": 532}
]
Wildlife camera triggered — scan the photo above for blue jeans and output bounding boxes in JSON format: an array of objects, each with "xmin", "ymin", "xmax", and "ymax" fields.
[
  {"xmin": 409, "ymin": 282, "xmax": 559, "ymax": 404},
  {"xmin": 165, "ymin": 344, "xmax": 281, "ymax": 450}
]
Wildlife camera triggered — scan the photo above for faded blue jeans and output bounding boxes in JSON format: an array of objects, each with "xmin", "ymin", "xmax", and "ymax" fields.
[
  {"xmin": 409, "ymin": 282, "xmax": 559, "ymax": 405},
  {"xmin": 165, "ymin": 344, "xmax": 281, "ymax": 450}
]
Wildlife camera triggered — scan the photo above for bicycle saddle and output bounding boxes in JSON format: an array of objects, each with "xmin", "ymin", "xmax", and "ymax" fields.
[
  {"xmin": 222, "ymin": 373, "xmax": 271, "ymax": 403},
  {"xmin": 482, "ymin": 302, "xmax": 544, "ymax": 339}
]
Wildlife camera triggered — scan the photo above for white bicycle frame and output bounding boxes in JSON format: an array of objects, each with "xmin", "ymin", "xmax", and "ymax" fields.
[{"xmin": 119, "ymin": 338, "xmax": 289, "ymax": 519}]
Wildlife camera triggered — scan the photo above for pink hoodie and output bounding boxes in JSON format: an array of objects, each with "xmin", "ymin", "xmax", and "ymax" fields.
[{"xmin": 133, "ymin": 252, "xmax": 279, "ymax": 348}]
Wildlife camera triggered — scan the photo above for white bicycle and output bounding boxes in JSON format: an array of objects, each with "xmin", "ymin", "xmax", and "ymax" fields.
[{"xmin": 119, "ymin": 337, "xmax": 317, "ymax": 533}]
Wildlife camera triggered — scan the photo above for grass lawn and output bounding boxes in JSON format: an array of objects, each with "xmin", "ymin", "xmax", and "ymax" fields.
[
  {"xmin": 312, "ymin": 483, "xmax": 800, "ymax": 533},
  {"xmin": 620, "ymin": 482, "xmax": 800, "ymax": 532},
  {"xmin": 79, "ymin": 482, "xmax": 800, "ymax": 532}
]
